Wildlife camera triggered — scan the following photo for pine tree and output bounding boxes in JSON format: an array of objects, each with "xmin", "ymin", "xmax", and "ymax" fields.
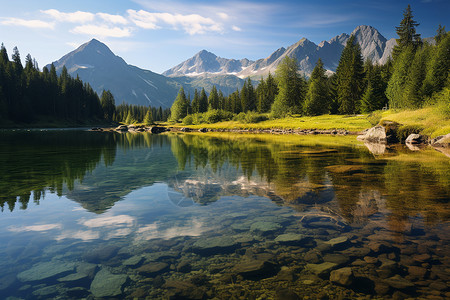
[
  {"xmin": 392, "ymin": 4, "xmax": 422, "ymax": 60},
  {"xmin": 435, "ymin": 25, "xmax": 446, "ymax": 45},
  {"xmin": 100, "ymin": 90, "xmax": 116, "ymax": 121},
  {"xmin": 271, "ymin": 56, "xmax": 306, "ymax": 118},
  {"xmin": 304, "ymin": 58, "xmax": 329, "ymax": 116},
  {"xmin": 422, "ymin": 31, "xmax": 449, "ymax": 97},
  {"xmin": 403, "ymin": 44, "xmax": 430, "ymax": 108},
  {"xmin": 208, "ymin": 86, "xmax": 219, "ymax": 110},
  {"xmin": 198, "ymin": 88, "xmax": 208, "ymax": 113},
  {"xmin": 143, "ymin": 109, "xmax": 153, "ymax": 125},
  {"xmin": 335, "ymin": 35, "xmax": 364, "ymax": 114},
  {"xmin": 170, "ymin": 87, "xmax": 188, "ymax": 121},
  {"xmin": 386, "ymin": 45, "xmax": 415, "ymax": 108},
  {"xmin": 191, "ymin": 89, "xmax": 200, "ymax": 113}
]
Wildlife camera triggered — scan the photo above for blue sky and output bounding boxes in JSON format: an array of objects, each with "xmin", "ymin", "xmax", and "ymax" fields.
[{"xmin": 0, "ymin": 0, "xmax": 448, "ymax": 73}]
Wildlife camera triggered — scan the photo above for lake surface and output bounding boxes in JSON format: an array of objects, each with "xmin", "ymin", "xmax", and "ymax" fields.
[{"xmin": 0, "ymin": 130, "xmax": 449, "ymax": 299}]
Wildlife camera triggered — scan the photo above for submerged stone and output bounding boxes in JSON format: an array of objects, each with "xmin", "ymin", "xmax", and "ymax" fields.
[
  {"xmin": 90, "ymin": 269, "xmax": 128, "ymax": 298},
  {"xmin": 384, "ymin": 275, "xmax": 414, "ymax": 290},
  {"xmin": 330, "ymin": 267, "xmax": 354, "ymax": 286},
  {"xmin": 250, "ymin": 221, "xmax": 282, "ymax": 235},
  {"xmin": 325, "ymin": 236, "xmax": 349, "ymax": 248},
  {"xmin": 123, "ymin": 255, "xmax": 144, "ymax": 268},
  {"xmin": 192, "ymin": 236, "xmax": 239, "ymax": 255},
  {"xmin": 234, "ymin": 259, "xmax": 279, "ymax": 280},
  {"xmin": 17, "ymin": 261, "xmax": 76, "ymax": 282},
  {"xmin": 274, "ymin": 233, "xmax": 306, "ymax": 245},
  {"xmin": 306, "ymin": 262, "xmax": 338, "ymax": 277},
  {"xmin": 137, "ymin": 262, "xmax": 169, "ymax": 276}
]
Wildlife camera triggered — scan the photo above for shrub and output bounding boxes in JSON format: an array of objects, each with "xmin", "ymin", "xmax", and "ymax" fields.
[
  {"xmin": 203, "ymin": 109, "xmax": 234, "ymax": 124},
  {"xmin": 182, "ymin": 114, "xmax": 193, "ymax": 125},
  {"xmin": 396, "ymin": 124, "xmax": 424, "ymax": 142},
  {"xmin": 366, "ymin": 111, "xmax": 382, "ymax": 126}
]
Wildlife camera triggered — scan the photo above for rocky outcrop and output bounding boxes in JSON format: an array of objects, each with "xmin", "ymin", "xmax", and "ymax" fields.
[
  {"xmin": 431, "ymin": 133, "xmax": 450, "ymax": 148},
  {"xmin": 149, "ymin": 126, "xmax": 167, "ymax": 134},
  {"xmin": 115, "ymin": 125, "xmax": 128, "ymax": 132},
  {"xmin": 357, "ymin": 122, "xmax": 399, "ymax": 144}
]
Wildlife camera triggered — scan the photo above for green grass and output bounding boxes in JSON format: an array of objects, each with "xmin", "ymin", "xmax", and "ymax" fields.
[
  {"xmin": 381, "ymin": 107, "xmax": 450, "ymax": 138},
  {"xmin": 176, "ymin": 114, "xmax": 372, "ymax": 132}
]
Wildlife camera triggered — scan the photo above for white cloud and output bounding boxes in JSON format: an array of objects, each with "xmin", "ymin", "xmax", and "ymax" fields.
[
  {"xmin": 232, "ymin": 25, "xmax": 242, "ymax": 32},
  {"xmin": 97, "ymin": 12, "xmax": 128, "ymax": 25},
  {"xmin": 71, "ymin": 25, "xmax": 133, "ymax": 38},
  {"xmin": 80, "ymin": 214, "xmax": 136, "ymax": 227},
  {"xmin": 41, "ymin": 9, "xmax": 95, "ymax": 23},
  {"xmin": 8, "ymin": 223, "xmax": 62, "ymax": 232},
  {"xmin": 217, "ymin": 12, "xmax": 229, "ymax": 20},
  {"xmin": 127, "ymin": 9, "xmax": 223, "ymax": 35},
  {"xmin": 1, "ymin": 17, "xmax": 55, "ymax": 29}
]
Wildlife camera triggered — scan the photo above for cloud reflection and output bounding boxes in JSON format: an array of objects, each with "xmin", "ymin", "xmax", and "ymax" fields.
[{"xmin": 8, "ymin": 223, "xmax": 62, "ymax": 232}]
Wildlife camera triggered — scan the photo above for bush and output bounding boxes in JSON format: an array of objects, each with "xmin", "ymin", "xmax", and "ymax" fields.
[
  {"xmin": 182, "ymin": 115, "xmax": 193, "ymax": 125},
  {"xmin": 203, "ymin": 109, "xmax": 234, "ymax": 124},
  {"xmin": 366, "ymin": 111, "xmax": 382, "ymax": 126},
  {"xmin": 233, "ymin": 111, "xmax": 269, "ymax": 123},
  {"xmin": 396, "ymin": 124, "xmax": 424, "ymax": 142}
]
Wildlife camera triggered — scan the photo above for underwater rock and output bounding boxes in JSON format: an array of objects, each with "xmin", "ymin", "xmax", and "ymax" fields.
[
  {"xmin": 306, "ymin": 262, "xmax": 338, "ymax": 277},
  {"xmin": 82, "ymin": 245, "xmax": 119, "ymax": 264},
  {"xmin": 250, "ymin": 221, "xmax": 282, "ymax": 235},
  {"xmin": 407, "ymin": 266, "xmax": 428, "ymax": 279},
  {"xmin": 123, "ymin": 255, "xmax": 144, "ymax": 268},
  {"xmin": 384, "ymin": 275, "xmax": 414, "ymax": 290},
  {"xmin": 330, "ymin": 267, "xmax": 354, "ymax": 286},
  {"xmin": 323, "ymin": 253, "xmax": 350, "ymax": 266},
  {"xmin": 17, "ymin": 261, "xmax": 76, "ymax": 282},
  {"xmin": 137, "ymin": 262, "xmax": 169, "ymax": 276},
  {"xmin": 90, "ymin": 268, "xmax": 128, "ymax": 298},
  {"xmin": 303, "ymin": 250, "xmax": 323, "ymax": 264},
  {"xmin": 275, "ymin": 233, "xmax": 308, "ymax": 245},
  {"xmin": 324, "ymin": 236, "xmax": 349, "ymax": 248},
  {"xmin": 192, "ymin": 236, "xmax": 240, "ymax": 255},
  {"xmin": 234, "ymin": 259, "xmax": 279, "ymax": 280},
  {"xmin": 176, "ymin": 261, "xmax": 192, "ymax": 273},
  {"xmin": 275, "ymin": 288, "xmax": 301, "ymax": 300},
  {"xmin": 163, "ymin": 280, "xmax": 206, "ymax": 299},
  {"xmin": 377, "ymin": 258, "xmax": 399, "ymax": 278},
  {"xmin": 32, "ymin": 284, "xmax": 62, "ymax": 297}
]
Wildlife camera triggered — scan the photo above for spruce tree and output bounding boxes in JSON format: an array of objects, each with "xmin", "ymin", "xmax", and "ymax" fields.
[
  {"xmin": 100, "ymin": 90, "xmax": 116, "ymax": 121},
  {"xmin": 335, "ymin": 35, "xmax": 364, "ymax": 114},
  {"xmin": 170, "ymin": 87, "xmax": 188, "ymax": 121},
  {"xmin": 304, "ymin": 58, "xmax": 329, "ymax": 116},
  {"xmin": 271, "ymin": 56, "xmax": 306, "ymax": 118},
  {"xmin": 198, "ymin": 88, "xmax": 208, "ymax": 113},
  {"xmin": 386, "ymin": 45, "xmax": 415, "ymax": 108},
  {"xmin": 392, "ymin": 4, "xmax": 421, "ymax": 60},
  {"xmin": 208, "ymin": 86, "xmax": 219, "ymax": 110},
  {"xmin": 143, "ymin": 109, "xmax": 153, "ymax": 125},
  {"xmin": 191, "ymin": 89, "xmax": 200, "ymax": 113},
  {"xmin": 422, "ymin": 31, "xmax": 449, "ymax": 97}
]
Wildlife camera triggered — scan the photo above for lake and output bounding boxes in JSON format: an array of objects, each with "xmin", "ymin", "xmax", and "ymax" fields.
[{"xmin": 0, "ymin": 130, "xmax": 449, "ymax": 299}]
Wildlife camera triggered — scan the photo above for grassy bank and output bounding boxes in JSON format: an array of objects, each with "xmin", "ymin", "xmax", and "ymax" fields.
[
  {"xmin": 380, "ymin": 107, "xmax": 450, "ymax": 138},
  {"xmin": 177, "ymin": 114, "xmax": 372, "ymax": 132}
]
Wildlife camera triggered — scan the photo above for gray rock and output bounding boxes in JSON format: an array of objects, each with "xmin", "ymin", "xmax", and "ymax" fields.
[
  {"xmin": 234, "ymin": 259, "xmax": 279, "ymax": 279},
  {"xmin": 115, "ymin": 125, "xmax": 128, "ymax": 131},
  {"xmin": 32, "ymin": 284, "xmax": 62, "ymax": 297},
  {"xmin": 82, "ymin": 245, "xmax": 119, "ymax": 263},
  {"xmin": 17, "ymin": 261, "xmax": 76, "ymax": 282},
  {"xmin": 431, "ymin": 133, "xmax": 450, "ymax": 147},
  {"xmin": 323, "ymin": 253, "xmax": 350, "ymax": 266},
  {"xmin": 306, "ymin": 262, "xmax": 338, "ymax": 277},
  {"xmin": 192, "ymin": 236, "xmax": 239, "ymax": 255},
  {"xmin": 250, "ymin": 221, "xmax": 282, "ymax": 235},
  {"xmin": 384, "ymin": 275, "xmax": 414, "ymax": 289},
  {"xmin": 325, "ymin": 236, "xmax": 349, "ymax": 248},
  {"xmin": 357, "ymin": 125, "xmax": 387, "ymax": 143},
  {"xmin": 330, "ymin": 267, "xmax": 354, "ymax": 286},
  {"xmin": 405, "ymin": 133, "xmax": 425, "ymax": 144},
  {"xmin": 137, "ymin": 262, "xmax": 169, "ymax": 276},
  {"xmin": 90, "ymin": 269, "xmax": 128, "ymax": 298},
  {"xmin": 123, "ymin": 255, "xmax": 144, "ymax": 268},
  {"xmin": 198, "ymin": 128, "xmax": 208, "ymax": 132},
  {"xmin": 304, "ymin": 250, "xmax": 323, "ymax": 264},
  {"xmin": 275, "ymin": 233, "xmax": 307, "ymax": 245},
  {"xmin": 150, "ymin": 126, "xmax": 167, "ymax": 134}
]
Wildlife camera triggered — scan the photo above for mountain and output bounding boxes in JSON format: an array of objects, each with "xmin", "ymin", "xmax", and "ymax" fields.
[
  {"xmin": 47, "ymin": 39, "xmax": 182, "ymax": 108},
  {"xmin": 165, "ymin": 25, "xmax": 395, "ymax": 78},
  {"xmin": 163, "ymin": 50, "xmax": 254, "ymax": 77}
]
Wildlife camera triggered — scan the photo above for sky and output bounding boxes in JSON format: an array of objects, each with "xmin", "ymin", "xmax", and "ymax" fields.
[{"xmin": 0, "ymin": 0, "xmax": 448, "ymax": 74}]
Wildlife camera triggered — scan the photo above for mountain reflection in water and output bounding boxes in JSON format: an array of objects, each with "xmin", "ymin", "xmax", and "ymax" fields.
[{"xmin": 0, "ymin": 130, "xmax": 448, "ymax": 299}]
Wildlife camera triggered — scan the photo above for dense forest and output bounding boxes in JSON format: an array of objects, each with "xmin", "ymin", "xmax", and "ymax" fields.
[
  {"xmin": 0, "ymin": 5, "xmax": 448, "ymax": 128},
  {"xmin": 170, "ymin": 5, "xmax": 449, "ymax": 125}
]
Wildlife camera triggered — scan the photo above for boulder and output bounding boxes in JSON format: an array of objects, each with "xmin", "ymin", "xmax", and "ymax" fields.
[
  {"xmin": 330, "ymin": 267, "xmax": 354, "ymax": 286},
  {"xmin": 234, "ymin": 259, "xmax": 279, "ymax": 279},
  {"xmin": 274, "ymin": 233, "xmax": 308, "ymax": 245},
  {"xmin": 405, "ymin": 133, "xmax": 426, "ymax": 144},
  {"xmin": 384, "ymin": 275, "xmax": 414, "ymax": 290},
  {"xmin": 137, "ymin": 262, "xmax": 169, "ymax": 276},
  {"xmin": 17, "ymin": 261, "xmax": 76, "ymax": 282},
  {"xmin": 357, "ymin": 122, "xmax": 399, "ymax": 144},
  {"xmin": 431, "ymin": 133, "xmax": 450, "ymax": 148},
  {"xmin": 250, "ymin": 221, "xmax": 282, "ymax": 235},
  {"xmin": 115, "ymin": 125, "xmax": 128, "ymax": 132},
  {"xmin": 192, "ymin": 236, "xmax": 239, "ymax": 255},
  {"xmin": 180, "ymin": 127, "xmax": 191, "ymax": 132},
  {"xmin": 198, "ymin": 128, "xmax": 208, "ymax": 133},
  {"xmin": 306, "ymin": 262, "xmax": 338, "ymax": 277},
  {"xmin": 150, "ymin": 126, "xmax": 167, "ymax": 134},
  {"xmin": 90, "ymin": 269, "xmax": 128, "ymax": 298}
]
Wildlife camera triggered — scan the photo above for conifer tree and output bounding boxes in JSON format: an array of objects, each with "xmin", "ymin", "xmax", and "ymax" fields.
[
  {"xmin": 386, "ymin": 45, "xmax": 415, "ymax": 108},
  {"xmin": 170, "ymin": 87, "xmax": 188, "ymax": 121},
  {"xmin": 304, "ymin": 58, "xmax": 329, "ymax": 116},
  {"xmin": 392, "ymin": 4, "xmax": 421, "ymax": 60},
  {"xmin": 198, "ymin": 88, "xmax": 208, "ymax": 113},
  {"xmin": 143, "ymin": 109, "xmax": 153, "ymax": 125},
  {"xmin": 271, "ymin": 56, "xmax": 306, "ymax": 117},
  {"xmin": 335, "ymin": 35, "xmax": 364, "ymax": 114},
  {"xmin": 208, "ymin": 86, "xmax": 219, "ymax": 110},
  {"xmin": 403, "ymin": 44, "xmax": 430, "ymax": 108},
  {"xmin": 100, "ymin": 90, "xmax": 116, "ymax": 121},
  {"xmin": 422, "ymin": 31, "xmax": 449, "ymax": 97},
  {"xmin": 435, "ymin": 25, "xmax": 446, "ymax": 45},
  {"xmin": 191, "ymin": 89, "xmax": 200, "ymax": 113}
]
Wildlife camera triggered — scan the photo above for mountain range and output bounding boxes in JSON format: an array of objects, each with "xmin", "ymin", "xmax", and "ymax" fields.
[{"xmin": 48, "ymin": 25, "xmax": 396, "ymax": 108}]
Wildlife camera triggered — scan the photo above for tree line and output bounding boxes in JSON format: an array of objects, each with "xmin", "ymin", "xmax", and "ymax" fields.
[
  {"xmin": 170, "ymin": 5, "xmax": 449, "ymax": 123},
  {"xmin": 0, "ymin": 45, "xmax": 171, "ymax": 126}
]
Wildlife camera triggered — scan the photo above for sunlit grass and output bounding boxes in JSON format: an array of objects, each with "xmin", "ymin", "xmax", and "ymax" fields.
[
  {"xmin": 381, "ymin": 107, "xmax": 450, "ymax": 138},
  {"xmin": 178, "ymin": 114, "xmax": 372, "ymax": 132}
]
